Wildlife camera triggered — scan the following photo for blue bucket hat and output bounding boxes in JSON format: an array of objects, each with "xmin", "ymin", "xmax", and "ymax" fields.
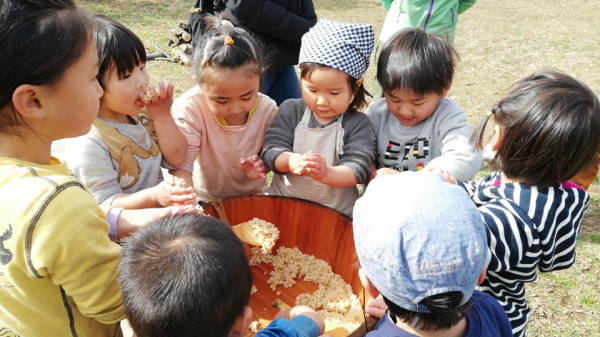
[
  {"xmin": 299, "ymin": 18, "xmax": 374, "ymax": 79},
  {"xmin": 353, "ymin": 172, "xmax": 488, "ymax": 313}
]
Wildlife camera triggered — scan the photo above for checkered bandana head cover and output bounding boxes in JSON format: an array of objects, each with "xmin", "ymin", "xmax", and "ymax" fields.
[{"xmin": 299, "ymin": 19, "xmax": 374, "ymax": 79}]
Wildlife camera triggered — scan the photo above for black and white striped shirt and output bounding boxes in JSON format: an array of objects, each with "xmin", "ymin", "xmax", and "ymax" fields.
[{"xmin": 459, "ymin": 171, "xmax": 588, "ymax": 337}]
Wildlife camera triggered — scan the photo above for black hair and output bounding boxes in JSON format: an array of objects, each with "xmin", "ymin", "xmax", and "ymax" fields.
[
  {"xmin": 0, "ymin": 0, "xmax": 94, "ymax": 135},
  {"xmin": 193, "ymin": 15, "xmax": 262, "ymax": 84},
  {"xmin": 471, "ymin": 70, "xmax": 600, "ymax": 188},
  {"xmin": 119, "ymin": 213, "xmax": 253, "ymax": 337},
  {"xmin": 300, "ymin": 62, "xmax": 369, "ymax": 111},
  {"xmin": 383, "ymin": 292, "xmax": 471, "ymax": 331},
  {"xmin": 94, "ymin": 15, "xmax": 147, "ymax": 89},
  {"xmin": 377, "ymin": 28, "xmax": 457, "ymax": 97}
]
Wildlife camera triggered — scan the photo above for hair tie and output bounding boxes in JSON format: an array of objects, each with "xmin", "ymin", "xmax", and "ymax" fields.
[
  {"xmin": 487, "ymin": 110, "xmax": 494, "ymax": 117},
  {"xmin": 222, "ymin": 20, "xmax": 234, "ymax": 28},
  {"xmin": 224, "ymin": 36, "xmax": 234, "ymax": 45}
]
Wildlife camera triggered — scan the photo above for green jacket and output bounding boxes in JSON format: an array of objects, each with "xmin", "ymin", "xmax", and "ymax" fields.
[{"xmin": 379, "ymin": 0, "xmax": 476, "ymax": 45}]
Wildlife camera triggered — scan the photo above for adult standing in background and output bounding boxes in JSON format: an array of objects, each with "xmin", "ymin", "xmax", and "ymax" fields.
[
  {"xmin": 371, "ymin": 0, "xmax": 477, "ymax": 98},
  {"xmin": 189, "ymin": 0, "xmax": 317, "ymax": 106}
]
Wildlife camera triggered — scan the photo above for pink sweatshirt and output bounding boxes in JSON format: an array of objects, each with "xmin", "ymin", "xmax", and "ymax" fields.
[{"xmin": 172, "ymin": 85, "xmax": 277, "ymax": 201}]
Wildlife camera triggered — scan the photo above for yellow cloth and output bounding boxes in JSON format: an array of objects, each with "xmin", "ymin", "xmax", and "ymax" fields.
[{"xmin": 0, "ymin": 157, "xmax": 124, "ymax": 336}]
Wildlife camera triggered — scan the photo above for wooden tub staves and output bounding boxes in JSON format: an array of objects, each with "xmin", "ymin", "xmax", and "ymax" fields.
[{"xmin": 203, "ymin": 195, "xmax": 378, "ymax": 336}]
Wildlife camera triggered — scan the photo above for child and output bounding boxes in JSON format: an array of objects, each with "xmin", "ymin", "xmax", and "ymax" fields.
[
  {"xmin": 170, "ymin": 17, "xmax": 278, "ymax": 202},
  {"xmin": 452, "ymin": 70, "xmax": 600, "ymax": 336},
  {"xmin": 66, "ymin": 15, "xmax": 197, "ymax": 209},
  {"xmin": 261, "ymin": 19, "xmax": 376, "ymax": 217},
  {"xmin": 353, "ymin": 172, "xmax": 512, "ymax": 336},
  {"xmin": 119, "ymin": 213, "xmax": 326, "ymax": 337},
  {"xmin": 367, "ymin": 28, "xmax": 482, "ymax": 182}
]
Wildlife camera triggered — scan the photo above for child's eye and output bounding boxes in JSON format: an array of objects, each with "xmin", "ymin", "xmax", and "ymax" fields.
[
  {"xmin": 242, "ymin": 97, "xmax": 252, "ymax": 101},
  {"xmin": 123, "ymin": 74, "xmax": 131, "ymax": 79},
  {"xmin": 330, "ymin": 92, "xmax": 340, "ymax": 96},
  {"xmin": 216, "ymin": 100, "xmax": 228, "ymax": 105},
  {"xmin": 414, "ymin": 102, "xmax": 425, "ymax": 106}
]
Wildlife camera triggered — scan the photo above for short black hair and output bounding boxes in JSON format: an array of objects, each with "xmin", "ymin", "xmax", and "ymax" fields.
[
  {"xmin": 377, "ymin": 28, "xmax": 457, "ymax": 96},
  {"xmin": 383, "ymin": 292, "xmax": 471, "ymax": 331},
  {"xmin": 300, "ymin": 62, "xmax": 369, "ymax": 111},
  {"xmin": 471, "ymin": 70, "xmax": 600, "ymax": 188},
  {"xmin": 119, "ymin": 213, "xmax": 253, "ymax": 337},
  {"xmin": 94, "ymin": 15, "xmax": 147, "ymax": 89},
  {"xmin": 0, "ymin": 0, "xmax": 94, "ymax": 135},
  {"xmin": 193, "ymin": 15, "xmax": 262, "ymax": 83}
]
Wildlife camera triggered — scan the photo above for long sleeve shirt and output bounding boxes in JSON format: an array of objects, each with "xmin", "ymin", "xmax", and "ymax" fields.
[{"xmin": 459, "ymin": 171, "xmax": 588, "ymax": 337}]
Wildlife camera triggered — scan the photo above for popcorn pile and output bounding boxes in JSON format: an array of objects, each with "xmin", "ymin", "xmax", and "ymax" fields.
[{"xmin": 250, "ymin": 246, "xmax": 363, "ymax": 333}]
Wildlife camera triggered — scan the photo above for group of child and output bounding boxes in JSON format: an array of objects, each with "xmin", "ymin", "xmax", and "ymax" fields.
[{"xmin": 1, "ymin": 0, "xmax": 599, "ymax": 336}]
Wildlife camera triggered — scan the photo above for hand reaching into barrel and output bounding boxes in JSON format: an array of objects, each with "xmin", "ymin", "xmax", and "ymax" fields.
[{"xmin": 240, "ymin": 154, "xmax": 269, "ymax": 180}]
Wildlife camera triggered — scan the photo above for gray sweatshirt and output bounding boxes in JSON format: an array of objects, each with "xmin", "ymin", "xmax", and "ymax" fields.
[
  {"xmin": 366, "ymin": 97, "xmax": 482, "ymax": 181},
  {"xmin": 261, "ymin": 98, "xmax": 375, "ymax": 184}
]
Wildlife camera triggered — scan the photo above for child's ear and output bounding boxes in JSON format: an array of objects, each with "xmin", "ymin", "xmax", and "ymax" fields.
[
  {"xmin": 12, "ymin": 84, "xmax": 46, "ymax": 120},
  {"xmin": 356, "ymin": 77, "xmax": 365, "ymax": 88},
  {"xmin": 358, "ymin": 268, "xmax": 380, "ymax": 298},
  {"xmin": 229, "ymin": 306, "xmax": 253, "ymax": 337},
  {"xmin": 492, "ymin": 124, "xmax": 503, "ymax": 152}
]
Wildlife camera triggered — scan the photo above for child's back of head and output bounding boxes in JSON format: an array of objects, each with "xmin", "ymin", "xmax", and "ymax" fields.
[
  {"xmin": 377, "ymin": 28, "xmax": 457, "ymax": 97},
  {"xmin": 354, "ymin": 171, "xmax": 490, "ymax": 332},
  {"xmin": 119, "ymin": 213, "xmax": 252, "ymax": 337},
  {"xmin": 471, "ymin": 70, "xmax": 600, "ymax": 188}
]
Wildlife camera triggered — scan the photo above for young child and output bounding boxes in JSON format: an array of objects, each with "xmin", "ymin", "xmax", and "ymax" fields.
[
  {"xmin": 119, "ymin": 213, "xmax": 326, "ymax": 337},
  {"xmin": 66, "ymin": 15, "xmax": 197, "ymax": 209},
  {"xmin": 170, "ymin": 17, "xmax": 278, "ymax": 202},
  {"xmin": 353, "ymin": 172, "xmax": 512, "ymax": 336},
  {"xmin": 261, "ymin": 19, "xmax": 376, "ymax": 217},
  {"xmin": 367, "ymin": 28, "xmax": 482, "ymax": 182},
  {"xmin": 451, "ymin": 70, "xmax": 600, "ymax": 336}
]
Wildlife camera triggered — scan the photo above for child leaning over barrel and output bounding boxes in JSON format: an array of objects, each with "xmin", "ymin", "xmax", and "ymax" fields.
[
  {"xmin": 354, "ymin": 172, "xmax": 512, "ymax": 336},
  {"xmin": 440, "ymin": 70, "xmax": 600, "ymax": 336},
  {"xmin": 119, "ymin": 213, "xmax": 327, "ymax": 337},
  {"xmin": 261, "ymin": 19, "xmax": 376, "ymax": 217}
]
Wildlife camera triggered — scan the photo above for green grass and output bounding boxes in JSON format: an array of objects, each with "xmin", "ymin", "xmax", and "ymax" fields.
[{"xmin": 77, "ymin": 1, "xmax": 600, "ymax": 335}]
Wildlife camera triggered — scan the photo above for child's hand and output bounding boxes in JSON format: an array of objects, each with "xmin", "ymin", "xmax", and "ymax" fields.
[
  {"xmin": 365, "ymin": 294, "xmax": 387, "ymax": 319},
  {"xmin": 372, "ymin": 167, "xmax": 399, "ymax": 180},
  {"xmin": 154, "ymin": 204, "xmax": 204, "ymax": 220},
  {"xmin": 301, "ymin": 151, "xmax": 328, "ymax": 182},
  {"xmin": 288, "ymin": 152, "xmax": 307, "ymax": 176},
  {"xmin": 240, "ymin": 154, "xmax": 269, "ymax": 180},
  {"xmin": 424, "ymin": 165, "xmax": 457, "ymax": 184},
  {"xmin": 142, "ymin": 80, "xmax": 174, "ymax": 120},
  {"xmin": 153, "ymin": 180, "xmax": 198, "ymax": 207}
]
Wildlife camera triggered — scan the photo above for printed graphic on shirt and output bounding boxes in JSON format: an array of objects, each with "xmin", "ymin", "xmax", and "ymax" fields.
[
  {"xmin": 0, "ymin": 327, "xmax": 19, "ymax": 337},
  {"xmin": 90, "ymin": 115, "xmax": 159, "ymax": 189},
  {"xmin": 0, "ymin": 224, "xmax": 12, "ymax": 266},
  {"xmin": 382, "ymin": 137, "xmax": 430, "ymax": 172}
]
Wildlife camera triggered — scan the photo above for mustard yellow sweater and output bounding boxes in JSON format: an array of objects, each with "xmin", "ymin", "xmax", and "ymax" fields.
[{"xmin": 0, "ymin": 157, "xmax": 124, "ymax": 336}]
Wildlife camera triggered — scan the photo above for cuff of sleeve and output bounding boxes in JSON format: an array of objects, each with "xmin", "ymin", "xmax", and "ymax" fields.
[
  {"xmin": 106, "ymin": 207, "xmax": 123, "ymax": 241},
  {"xmin": 290, "ymin": 315, "xmax": 321, "ymax": 337}
]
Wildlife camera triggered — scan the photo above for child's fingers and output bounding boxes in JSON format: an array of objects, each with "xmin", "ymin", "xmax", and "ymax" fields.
[{"xmin": 166, "ymin": 80, "xmax": 174, "ymax": 98}]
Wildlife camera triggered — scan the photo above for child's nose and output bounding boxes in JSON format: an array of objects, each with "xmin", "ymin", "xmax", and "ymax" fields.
[{"xmin": 316, "ymin": 95, "xmax": 327, "ymax": 105}]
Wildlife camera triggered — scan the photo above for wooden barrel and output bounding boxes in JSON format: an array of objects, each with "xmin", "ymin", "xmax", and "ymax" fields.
[{"xmin": 203, "ymin": 195, "xmax": 377, "ymax": 336}]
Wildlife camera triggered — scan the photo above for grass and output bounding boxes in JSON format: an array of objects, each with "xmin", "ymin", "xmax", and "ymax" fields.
[{"xmin": 78, "ymin": 1, "xmax": 600, "ymax": 335}]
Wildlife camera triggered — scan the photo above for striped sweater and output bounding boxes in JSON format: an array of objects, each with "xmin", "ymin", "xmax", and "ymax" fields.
[{"xmin": 458, "ymin": 171, "xmax": 588, "ymax": 337}]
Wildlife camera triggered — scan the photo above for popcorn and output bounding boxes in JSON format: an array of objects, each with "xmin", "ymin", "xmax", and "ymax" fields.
[{"xmin": 248, "ymin": 218, "xmax": 280, "ymax": 254}]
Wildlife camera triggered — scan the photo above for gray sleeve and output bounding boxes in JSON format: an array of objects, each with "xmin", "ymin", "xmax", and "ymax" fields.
[
  {"xmin": 339, "ymin": 112, "xmax": 376, "ymax": 184},
  {"xmin": 365, "ymin": 100, "xmax": 386, "ymax": 168},
  {"xmin": 428, "ymin": 106, "xmax": 483, "ymax": 181},
  {"xmin": 261, "ymin": 99, "xmax": 305, "ymax": 174},
  {"xmin": 65, "ymin": 136, "xmax": 123, "ymax": 206}
]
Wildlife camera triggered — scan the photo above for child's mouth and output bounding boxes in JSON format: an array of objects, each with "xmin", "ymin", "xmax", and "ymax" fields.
[{"xmin": 134, "ymin": 98, "xmax": 144, "ymax": 109}]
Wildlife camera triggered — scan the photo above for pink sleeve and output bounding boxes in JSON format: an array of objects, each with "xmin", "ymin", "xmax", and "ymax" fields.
[{"xmin": 172, "ymin": 99, "xmax": 202, "ymax": 173}]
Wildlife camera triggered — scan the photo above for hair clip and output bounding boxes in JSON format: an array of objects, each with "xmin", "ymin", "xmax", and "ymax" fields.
[{"xmin": 224, "ymin": 36, "xmax": 234, "ymax": 46}]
